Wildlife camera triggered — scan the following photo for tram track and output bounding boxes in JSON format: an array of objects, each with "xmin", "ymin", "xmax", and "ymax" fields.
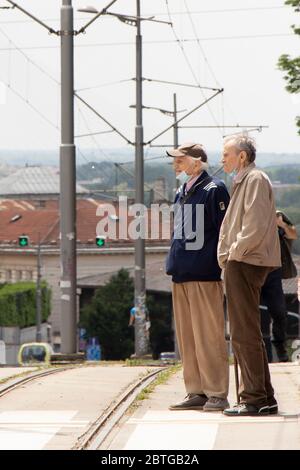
[
  {"xmin": 73, "ymin": 366, "xmax": 170, "ymax": 450},
  {"xmin": 0, "ymin": 363, "xmax": 175, "ymax": 450},
  {"xmin": 0, "ymin": 365, "xmax": 79, "ymax": 399}
]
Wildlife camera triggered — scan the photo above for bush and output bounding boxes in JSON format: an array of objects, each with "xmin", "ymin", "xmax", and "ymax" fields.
[{"xmin": 0, "ymin": 282, "xmax": 51, "ymax": 327}]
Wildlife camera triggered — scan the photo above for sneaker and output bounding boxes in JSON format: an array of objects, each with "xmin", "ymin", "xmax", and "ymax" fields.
[
  {"xmin": 268, "ymin": 397, "xmax": 278, "ymax": 415},
  {"xmin": 203, "ymin": 397, "xmax": 230, "ymax": 412},
  {"xmin": 169, "ymin": 393, "xmax": 207, "ymax": 411},
  {"xmin": 223, "ymin": 403, "xmax": 269, "ymax": 417}
]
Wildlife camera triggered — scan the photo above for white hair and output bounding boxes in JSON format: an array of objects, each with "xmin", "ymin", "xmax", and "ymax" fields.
[
  {"xmin": 190, "ymin": 157, "xmax": 209, "ymax": 171},
  {"xmin": 224, "ymin": 134, "xmax": 256, "ymax": 163}
]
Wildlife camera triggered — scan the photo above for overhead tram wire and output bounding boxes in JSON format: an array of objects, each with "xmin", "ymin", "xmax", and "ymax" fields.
[
  {"xmin": 0, "ymin": 27, "xmax": 127, "ymax": 179},
  {"xmin": 74, "ymin": 101, "xmax": 158, "ymax": 196},
  {"xmin": 142, "ymin": 6, "xmax": 287, "ymax": 16},
  {"xmin": 183, "ymin": 0, "xmax": 225, "ymax": 136},
  {"xmin": 116, "ymin": 164, "xmax": 170, "ymax": 202},
  {"xmin": 75, "ymin": 103, "xmax": 118, "ymax": 181},
  {"xmin": 185, "ymin": 1, "xmax": 249, "ymax": 130},
  {"xmin": 183, "ymin": 0, "xmax": 239, "ymax": 131},
  {"xmin": 0, "ymin": 29, "xmax": 151, "ymax": 184},
  {"xmin": 0, "ymin": 26, "xmax": 59, "ymax": 85},
  {"xmin": 0, "ymin": 6, "xmax": 287, "ymax": 24},
  {"xmin": 77, "ymin": 105, "xmax": 112, "ymax": 161},
  {"xmin": 1, "ymin": 75, "xmax": 59, "ymax": 131},
  {"xmin": 183, "ymin": 0, "xmax": 221, "ymax": 89},
  {"xmin": 164, "ymin": 0, "xmax": 223, "ymax": 133},
  {"xmin": 0, "ymin": 25, "xmax": 137, "ymax": 182},
  {"xmin": 0, "ymin": 33, "xmax": 294, "ymax": 51},
  {"xmin": 0, "ymin": 26, "xmax": 59, "ymax": 134},
  {"xmin": 76, "ymin": 78, "xmax": 134, "ymax": 92},
  {"xmin": 143, "ymin": 77, "xmax": 219, "ymax": 91},
  {"xmin": 0, "ymin": 23, "xmax": 61, "ymax": 126}
]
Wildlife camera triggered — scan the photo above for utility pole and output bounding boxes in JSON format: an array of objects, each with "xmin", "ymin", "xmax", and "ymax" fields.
[
  {"xmin": 60, "ymin": 0, "xmax": 77, "ymax": 354},
  {"xmin": 114, "ymin": 163, "xmax": 118, "ymax": 198},
  {"xmin": 78, "ymin": 1, "xmax": 172, "ymax": 357},
  {"xmin": 36, "ymin": 235, "xmax": 42, "ymax": 343},
  {"xmin": 172, "ymin": 93, "xmax": 179, "ymax": 360},
  {"xmin": 173, "ymin": 93, "xmax": 178, "ymax": 148},
  {"xmin": 134, "ymin": 0, "xmax": 149, "ymax": 357},
  {"xmin": 5, "ymin": 0, "xmax": 121, "ymax": 355}
]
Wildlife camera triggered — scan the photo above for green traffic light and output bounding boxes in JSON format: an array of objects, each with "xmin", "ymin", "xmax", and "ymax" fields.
[
  {"xmin": 96, "ymin": 237, "xmax": 105, "ymax": 247},
  {"xmin": 19, "ymin": 236, "xmax": 29, "ymax": 247}
]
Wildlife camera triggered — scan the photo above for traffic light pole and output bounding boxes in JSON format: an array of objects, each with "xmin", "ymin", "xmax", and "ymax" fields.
[
  {"xmin": 36, "ymin": 236, "xmax": 42, "ymax": 343},
  {"xmin": 59, "ymin": 0, "xmax": 77, "ymax": 354}
]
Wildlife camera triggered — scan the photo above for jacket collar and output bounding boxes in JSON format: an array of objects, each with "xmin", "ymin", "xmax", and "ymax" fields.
[
  {"xmin": 233, "ymin": 162, "xmax": 256, "ymax": 185},
  {"xmin": 183, "ymin": 170, "xmax": 208, "ymax": 193}
]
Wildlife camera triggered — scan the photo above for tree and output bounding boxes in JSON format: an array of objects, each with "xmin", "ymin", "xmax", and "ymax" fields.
[
  {"xmin": 80, "ymin": 268, "xmax": 174, "ymax": 360},
  {"xmin": 278, "ymin": 0, "xmax": 300, "ymax": 135},
  {"xmin": 80, "ymin": 269, "xmax": 135, "ymax": 360}
]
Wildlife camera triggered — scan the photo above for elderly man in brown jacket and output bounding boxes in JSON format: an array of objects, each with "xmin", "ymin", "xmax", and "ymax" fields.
[{"xmin": 218, "ymin": 135, "xmax": 281, "ymax": 417}]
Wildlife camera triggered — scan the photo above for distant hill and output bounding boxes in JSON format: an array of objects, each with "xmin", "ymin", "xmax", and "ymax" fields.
[{"xmin": 0, "ymin": 148, "xmax": 299, "ymax": 168}]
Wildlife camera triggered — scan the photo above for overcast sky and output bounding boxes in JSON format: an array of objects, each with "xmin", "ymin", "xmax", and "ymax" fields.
[{"xmin": 0, "ymin": 0, "xmax": 299, "ymax": 161}]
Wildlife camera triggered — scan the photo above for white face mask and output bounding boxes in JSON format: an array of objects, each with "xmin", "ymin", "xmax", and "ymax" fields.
[
  {"xmin": 229, "ymin": 169, "xmax": 238, "ymax": 178},
  {"xmin": 176, "ymin": 171, "xmax": 192, "ymax": 185}
]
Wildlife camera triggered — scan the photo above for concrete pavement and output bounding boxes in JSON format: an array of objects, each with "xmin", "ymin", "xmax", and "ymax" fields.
[
  {"xmin": 0, "ymin": 367, "xmax": 38, "ymax": 383},
  {"xmin": 0, "ymin": 364, "xmax": 157, "ymax": 450},
  {"xmin": 103, "ymin": 363, "xmax": 300, "ymax": 450},
  {"xmin": 0, "ymin": 362, "xmax": 299, "ymax": 450}
]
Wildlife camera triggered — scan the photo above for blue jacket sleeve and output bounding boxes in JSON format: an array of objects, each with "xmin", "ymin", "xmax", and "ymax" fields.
[{"xmin": 206, "ymin": 182, "xmax": 230, "ymax": 231}]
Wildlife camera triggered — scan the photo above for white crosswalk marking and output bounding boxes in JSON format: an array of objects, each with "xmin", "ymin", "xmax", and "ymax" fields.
[
  {"xmin": 123, "ymin": 410, "xmax": 290, "ymax": 450},
  {"xmin": 0, "ymin": 411, "xmax": 88, "ymax": 450},
  {"xmin": 124, "ymin": 411, "xmax": 219, "ymax": 450}
]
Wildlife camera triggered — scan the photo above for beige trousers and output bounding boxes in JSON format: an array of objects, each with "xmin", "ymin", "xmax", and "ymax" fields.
[{"xmin": 172, "ymin": 281, "xmax": 229, "ymax": 398}]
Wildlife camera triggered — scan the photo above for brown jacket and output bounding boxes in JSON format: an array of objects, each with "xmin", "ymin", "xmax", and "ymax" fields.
[{"xmin": 217, "ymin": 163, "xmax": 281, "ymax": 269}]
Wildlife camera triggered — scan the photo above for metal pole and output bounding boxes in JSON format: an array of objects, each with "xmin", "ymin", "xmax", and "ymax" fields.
[
  {"xmin": 173, "ymin": 93, "xmax": 178, "ymax": 148},
  {"xmin": 172, "ymin": 93, "xmax": 180, "ymax": 360},
  {"xmin": 36, "ymin": 235, "xmax": 42, "ymax": 343},
  {"xmin": 114, "ymin": 163, "xmax": 118, "ymax": 198},
  {"xmin": 60, "ymin": 0, "xmax": 77, "ymax": 354},
  {"xmin": 134, "ymin": 0, "xmax": 149, "ymax": 357}
]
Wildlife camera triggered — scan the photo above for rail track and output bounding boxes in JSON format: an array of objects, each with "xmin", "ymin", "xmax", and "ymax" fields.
[
  {"xmin": 0, "ymin": 365, "xmax": 79, "ymax": 399},
  {"xmin": 0, "ymin": 363, "xmax": 171, "ymax": 450},
  {"xmin": 73, "ymin": 367, "xmax": 168, "ymax": 450}
]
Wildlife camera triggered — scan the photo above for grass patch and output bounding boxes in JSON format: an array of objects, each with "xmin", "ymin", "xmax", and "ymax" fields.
[
  {"xmin": 125, "ymin": 358, "xmax": 181, "ymax": 367},
  {"xmin": 130, "ymin": 364, "xmax": 182, "ymax": 411},
  {"xmin": 125, "ymin": 359, "xmax": 161, "ymax": 367},
  {"xmin": 84, "ymin": 360, "xmax": 126, "ymax": 367}
]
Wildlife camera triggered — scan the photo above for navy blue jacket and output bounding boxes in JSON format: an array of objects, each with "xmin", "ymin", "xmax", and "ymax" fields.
[{"xmin": 166, "ymin": 171, "xmax": 230, "ymax": 283}]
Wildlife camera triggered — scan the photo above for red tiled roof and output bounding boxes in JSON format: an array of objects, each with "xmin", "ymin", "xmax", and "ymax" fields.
[
  {"xmin": 0, "ymin": 198, "xmax": 172, "ymax": 245},
  {"xmin": 0, "ymin": 209, "xmax": 59, "ymax": 244}
]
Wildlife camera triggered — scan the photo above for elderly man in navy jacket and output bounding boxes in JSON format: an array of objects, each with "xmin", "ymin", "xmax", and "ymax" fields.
[{"xmin": 166, "ymin": 143, "xmax": 230, "ymax": 412}]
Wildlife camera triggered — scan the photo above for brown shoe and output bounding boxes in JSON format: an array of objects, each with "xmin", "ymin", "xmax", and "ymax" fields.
[{"xmin": 169, "ymin": 393, "xmax": 207, "ymax": 411}]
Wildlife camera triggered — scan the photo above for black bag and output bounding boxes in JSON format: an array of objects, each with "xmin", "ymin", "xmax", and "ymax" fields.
[{"xmin": 280, "ymin": 235, "xmax": 297, "ymax": 279}]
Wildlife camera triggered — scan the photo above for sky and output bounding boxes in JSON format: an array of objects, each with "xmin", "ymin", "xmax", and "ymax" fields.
[{"xmin": 0, "ymin": 0, "xmax": 299, "ymax": 162}]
